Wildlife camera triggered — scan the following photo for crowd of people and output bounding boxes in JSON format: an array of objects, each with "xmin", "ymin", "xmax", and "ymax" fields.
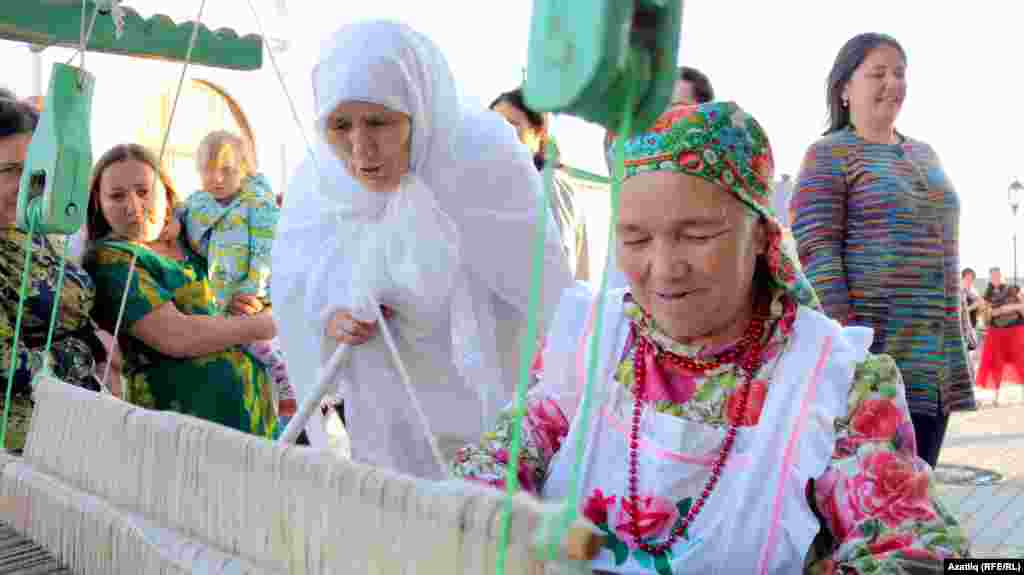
[
  {"xmin": 962, "ymin": 265, "xmax": 1024, "ymax": 405},
  {"xmin": 0, "ymin": 20, "xmax": 991, "ymax": 573}
]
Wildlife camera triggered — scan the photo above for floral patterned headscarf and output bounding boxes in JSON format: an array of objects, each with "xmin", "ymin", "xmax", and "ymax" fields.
[{"xmin": 611, "ymin": 101, "xmax": 821, "ymax": 310}]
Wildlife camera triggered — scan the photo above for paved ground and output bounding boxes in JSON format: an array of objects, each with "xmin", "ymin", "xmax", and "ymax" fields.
[{"xmin": 937, "ymin": 385, "xmax": 1024, "ymax": 558}]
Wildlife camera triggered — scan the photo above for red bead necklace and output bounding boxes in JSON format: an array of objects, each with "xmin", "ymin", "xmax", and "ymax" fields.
[{"xmin": 625, "ymin": 313, "xmax": 768, "ymax": 557}]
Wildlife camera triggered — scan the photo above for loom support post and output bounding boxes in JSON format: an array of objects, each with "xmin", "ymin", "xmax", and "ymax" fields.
[{"xmin": 279, "ymin": 342, "xmax": 351, "ymax": 444}]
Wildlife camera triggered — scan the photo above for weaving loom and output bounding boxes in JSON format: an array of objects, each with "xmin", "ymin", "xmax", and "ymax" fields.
[
  {"xmin": 0, "ymin": 375, "xmax": 600, "ymax": 574},
  {"xmin": 0, "ymin": 1, "xmax": 680, "ymax": 573},
  {"xmin": 0, "ymin": 521, "xmax": 71, "ymax": 573}
]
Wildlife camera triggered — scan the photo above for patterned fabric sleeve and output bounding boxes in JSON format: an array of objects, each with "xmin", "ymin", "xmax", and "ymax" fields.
[
  {"xmin": 1, "ymin": 231, "xmax": 99, "ymax": 393},
  {"xmin": 451, "ymin": 340, "xmax": 569, "ymax": 495},
  {"xmin": 237, "ymin": 174, "xmax": 279, "ymax": 301},
  {"xmin": 791, "ymin": 140, "xmax": 851, "ymax": 323},
  {"xmin": 0, "ymin": 307, "xmax": 46, "ymax": 393},
  {"xmin": 89, "ymin": 246, "xmax": 174, "ymax": 334},
  {"xmin": 806, "ymin": 354, "xmax": 970, "ymax": 574},
  {"xmin": 449, "ymin": 392, "xmax": 568, "ymax": 495}
]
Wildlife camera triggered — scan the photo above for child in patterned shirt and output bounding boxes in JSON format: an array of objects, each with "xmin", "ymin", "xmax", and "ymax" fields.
[{"xmin": 180, "ymin": 131, "xmax": 296, "ymax": 426}]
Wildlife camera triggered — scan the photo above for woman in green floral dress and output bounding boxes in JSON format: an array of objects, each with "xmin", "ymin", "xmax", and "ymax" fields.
[
  {"xmin": 0, "ymin": 98, "xmax": 104, "ymax": 451},
  {"xmin": 84, "ymin": 144, "xmax": 277, "ymax": 438}
]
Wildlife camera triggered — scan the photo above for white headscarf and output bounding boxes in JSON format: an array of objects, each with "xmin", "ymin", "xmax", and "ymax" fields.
[{"xmin": 272, "ymin": 20, "xmax": 572, "ymax": 447}]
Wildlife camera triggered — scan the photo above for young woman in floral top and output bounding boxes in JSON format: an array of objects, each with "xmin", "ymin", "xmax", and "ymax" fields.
[{"xmin": 452, "ymin": 102, "xmax": 968, "ymax": 574}]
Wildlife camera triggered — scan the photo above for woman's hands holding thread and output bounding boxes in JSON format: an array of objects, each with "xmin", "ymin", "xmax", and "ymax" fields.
[{"xmin": 325, "ymin": 306, "xmax": 394, "ymax": 345}]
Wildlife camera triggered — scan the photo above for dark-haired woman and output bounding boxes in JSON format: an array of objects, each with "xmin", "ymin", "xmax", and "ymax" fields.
[
  {"xmin": 791, "ymin": 33, "xmax": 974, "ymax": 468},
  {"xmin": 490, "ymin": 88, "xmax": 589, "ymax": 281},
  {"xmin": 0, "ymin": 98, "xmax": 104, "ymax": 451},
  {"xmin": 84, "ymin": 144, "xmax": 278, "ymax": 438}
]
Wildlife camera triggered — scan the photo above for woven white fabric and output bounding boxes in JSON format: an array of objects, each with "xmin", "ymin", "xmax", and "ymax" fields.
[{"xmin": 5, "ymin": 377, "xmax": 594, "ymax": 574}]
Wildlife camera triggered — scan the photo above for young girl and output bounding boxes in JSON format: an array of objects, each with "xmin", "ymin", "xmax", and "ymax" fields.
[{"xmin": 181, "ymin": 131, "xmax": 296, "ymax": 426}]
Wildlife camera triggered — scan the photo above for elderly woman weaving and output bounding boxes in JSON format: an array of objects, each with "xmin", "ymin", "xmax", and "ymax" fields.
[
  {"xmin": 272, "ymin": 20, "xmax": 573, "ymax": 478},
  {"xmin": 452, "ymin": 103, "xmax": 967, "ymax": 573}
]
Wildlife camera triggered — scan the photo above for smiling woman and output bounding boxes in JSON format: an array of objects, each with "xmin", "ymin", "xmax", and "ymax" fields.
[
  {"xmin": 617, "ymin": 171, "xmax": 766, "ymax": 349},
  {"xmin": 452, "ymin": 102, "xmax": 968, "ymax": 573},
  {"xmin": 791, "ymin": 32, "xmax": 974, "ymax": 469}
]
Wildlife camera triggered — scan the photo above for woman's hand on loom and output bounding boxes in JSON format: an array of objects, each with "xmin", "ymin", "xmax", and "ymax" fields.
[
  {"xmin": 319, "ymin": 396, "xmax": 341, "ymax": 416},
  {"xmin": 325, "ymin": 306, "xmax": 393, "ymax": 345},
  {"xmin": 229, "ymin": 294, "xmax": 265, "ymax": 316}
]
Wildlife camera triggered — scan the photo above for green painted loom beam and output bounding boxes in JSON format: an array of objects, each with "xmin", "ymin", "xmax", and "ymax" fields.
[
  {"xmin": 17, "ymin": 63, "xmax": 94, "ymax": 236},
  {"xmin": 0, "ymin": 1, "xmax": 263, "ymax": 71},
  {"xmin": 524, "ymin": 0, "xmax": 682, "ymax": 136}
]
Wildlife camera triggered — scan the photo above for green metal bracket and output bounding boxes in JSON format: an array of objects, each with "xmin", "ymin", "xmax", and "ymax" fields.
[
  {"xmin": 0, "ymin": 1, "xmax": 263, "ymax": 71},
  {"xmin": 524, "ymin": 0, "xmax": 682, "ymax": 135},
  {"xmin": 17, "ymin": 63, "xmax": 94, "ymax": 236}
]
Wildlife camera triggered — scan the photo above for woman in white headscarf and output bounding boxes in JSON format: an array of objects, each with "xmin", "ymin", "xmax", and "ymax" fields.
[{"xmin": 271, "ymin": 20, "xmax": 573, "ymax": 479}]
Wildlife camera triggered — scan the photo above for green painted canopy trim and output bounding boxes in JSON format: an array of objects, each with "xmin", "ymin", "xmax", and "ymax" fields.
[{"xmin": 0, "ymin": 1, "xmax": 263, "ymax": 71}]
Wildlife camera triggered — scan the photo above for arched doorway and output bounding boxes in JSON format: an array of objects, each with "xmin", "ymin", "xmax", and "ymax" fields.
[{"xmin": 138, "ymin": 80, "xmax": 245, "ymax": 202}]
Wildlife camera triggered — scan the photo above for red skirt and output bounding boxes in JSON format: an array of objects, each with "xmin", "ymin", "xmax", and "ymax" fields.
[{"xmin": 976, "ymin": 325, "xmax": 1024, "ymax": 390}]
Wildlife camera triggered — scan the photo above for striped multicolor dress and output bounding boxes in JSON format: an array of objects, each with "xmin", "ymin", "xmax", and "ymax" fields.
[{"xmin": 790, "ymin": 127, "xmax": 975, "ymax": 417}]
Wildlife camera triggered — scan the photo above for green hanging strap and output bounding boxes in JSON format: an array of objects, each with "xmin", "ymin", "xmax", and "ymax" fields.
[
  {"xmin": 2, "ymin": 0, "xmax": 104, "ymax": 449},
  {"xmin": 546, "ymin": 73, "xmax": 637, "ymax": 563},
  {"xmin": 2, "ymin": 228, "xmax": 75, "ymax": 450},
  {"xmin": 494, "ymin": 64, "xmax": 640, "ymax": 575},
  {"xmin": 494, "ymin": 136, "xmax": 556, "ymax": 575},
  {"xmin": 41, "ymin": 238, "xmax": 72, "ymax": 373},
  {"xmin": 1, "ymin": 221, "xmax": 39, "ymax": 450},
  {"xmin": 2, "ymin": 172, "xmax": 80, "ymax": 449}
]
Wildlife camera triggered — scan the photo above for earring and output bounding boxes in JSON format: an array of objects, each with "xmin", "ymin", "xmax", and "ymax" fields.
[{"xmin": 841, "ymin": 98, "xmax": 848, "ymax": 108}]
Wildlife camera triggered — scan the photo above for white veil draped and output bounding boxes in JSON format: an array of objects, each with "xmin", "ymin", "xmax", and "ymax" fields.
[{"xmin": 271, "ymin": 20, "xmax": 572, "ymax": 454}]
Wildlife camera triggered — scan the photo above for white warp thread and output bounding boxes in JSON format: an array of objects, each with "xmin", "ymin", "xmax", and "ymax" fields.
[
  {"xmin": 9, "ymin": 377, "xmax": 589, "ymax": 574},
  {"xmin": 0, "ymin": 454, "xmax": 270, "ymax": 574},
  {"xmin": 367, "ymin": 291, "xmax": 448, "ymax": 476}
]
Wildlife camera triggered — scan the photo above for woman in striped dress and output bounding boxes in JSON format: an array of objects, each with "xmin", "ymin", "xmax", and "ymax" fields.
[
  {"xmin": 490, "ymin": 88, "xmax": 590, "ymax": 281},
  {"xmin": 791, "ymin": 33, "xmax": 975, "ymax": 468}
]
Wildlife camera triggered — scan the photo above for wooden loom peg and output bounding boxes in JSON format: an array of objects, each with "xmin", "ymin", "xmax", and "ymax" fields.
[
  {"xmin": 564, "ymin": 524, "xmax": 605, "ymax": 561},
  {"xmin": 525, "ymin": 515, "xmax": 605, "ymax": 564}
]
